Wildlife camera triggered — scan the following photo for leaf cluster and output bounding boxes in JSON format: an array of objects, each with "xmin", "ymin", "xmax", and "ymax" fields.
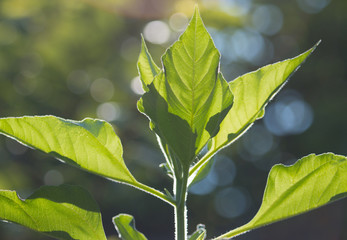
[{"xmin": 0, "ymin": 6, "xmax": 346, "ymax": 240}]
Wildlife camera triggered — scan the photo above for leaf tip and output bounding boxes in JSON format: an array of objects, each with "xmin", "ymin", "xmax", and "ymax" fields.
[
  {"xmin": 316, "ymin": 39, "xmax": 322, "ymax": 46},
  {"xmin": 191, "ymin": 4, "xmax": 203, "ymax": 25},
  {"xmin": 139, "ymin": 35, "xmax": 147, "ymax": 57},
  {"xmin": 140, "ymin": 34, "xmax": 146, "ymax": 45},
  {"xmin": 310, "ymin": 40, "xmax": 321, "ymax": 52},
  {"xmin": 193, "ymin": 4, "xmax": 200, "ymax": 15}
]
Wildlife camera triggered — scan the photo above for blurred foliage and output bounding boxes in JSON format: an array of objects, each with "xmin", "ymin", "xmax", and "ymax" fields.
[{"xmin": 0, "ymin": 0, "xmax": 346, "ymax": 239}]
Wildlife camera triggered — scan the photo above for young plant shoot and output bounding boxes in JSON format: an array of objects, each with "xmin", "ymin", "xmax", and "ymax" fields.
[{"xmin": 0, "ymin": 7, "xmax": 346, "ymax": 240}]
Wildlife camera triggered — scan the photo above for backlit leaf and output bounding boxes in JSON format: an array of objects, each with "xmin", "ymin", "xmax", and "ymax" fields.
[
  {"xmin": 138, "ymin": 8, "xmax": 233, "ymax": 167},
  {"xmin": 0, "ymin": 116, "xmax": 137, "ymax": 185},
  {"xmin": 215, "ymin": 153, "xmax": 347, "ymax": 239},
  {"xmin": 0, "ymin": 185, "xmax": 106, "ymax": 240},
  {"xmin": 137, "ymin": 35, "xmax": 160, "ymax": 92},
  {"xmin": 189, "ymin": 42, "xmax": 319, "ymax": 180},
  {"xmin": 211, "ymin": 42, "xmax": 319, "ymax": 155}
]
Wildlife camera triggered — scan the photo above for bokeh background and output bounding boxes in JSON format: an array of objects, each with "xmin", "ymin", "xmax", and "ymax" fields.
[{"xmin": 0, "ymin": 0, "xmax": 346, "ymax": 239}]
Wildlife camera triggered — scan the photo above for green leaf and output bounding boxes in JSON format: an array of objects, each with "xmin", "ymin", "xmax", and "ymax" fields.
[
  {"xmin": 189, "ymin": 42, "xmax": 319, "ymax": 179},
  {"xmin": 0, "ymin": 116, "xmax": 137, "ymax": 185},
  {"xmin": 113, "ymin": 214, "xmax": 147, "ymax": 240},
  {"xmin": 138, "ymin": 8, "xmax": 233, "ymax": 167},
  {"xmin": 0, "ymin": 185, "xmax": 106, "ymax": 240},
  {"xmin": 137, "ymin": 35, "xmax": 160, "ymax": 92},
  {"xmin": 0, "ymin": 116, "xmax": 175, "ymax": 205},
  {"xmin": 137, "ymin": 39, "xmax": 174, "ymax": 167},
  {"xmin": 211, "ymin": 42, "xmax": 319, "ymax": 155},
  {"xmin": 215, "ymin": 153, "xmax": 347, "ymax": 239}
]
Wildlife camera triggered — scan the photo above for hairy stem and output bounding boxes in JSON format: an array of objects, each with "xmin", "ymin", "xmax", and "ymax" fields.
[{"xmin": 174, "ymin": 169, "xmax": 189, "ymax": 240}]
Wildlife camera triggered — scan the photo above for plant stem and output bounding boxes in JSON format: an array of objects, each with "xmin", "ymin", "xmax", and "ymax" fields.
[
  {"xmin": 174, "ymin": 169, "xmax": 189, "ymax": 240},
  {"xmin": 175, "ymin": 199, "xmax": 187, "ymax": 240}
]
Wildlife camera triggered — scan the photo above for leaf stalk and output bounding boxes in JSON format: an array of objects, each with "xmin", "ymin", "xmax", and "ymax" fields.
[{"xmin": 133, "ymin": 181, "xmax": 175, "ymax": 206}]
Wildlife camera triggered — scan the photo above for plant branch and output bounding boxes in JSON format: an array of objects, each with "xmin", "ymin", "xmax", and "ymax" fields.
[{"xmin": 132, "ymin": 181, "xmax": 175, "ymax": 206}]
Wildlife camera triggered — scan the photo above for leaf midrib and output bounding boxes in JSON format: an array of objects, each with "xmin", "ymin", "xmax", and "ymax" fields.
[{"xmin": 189, "ymin": 15, "xmax": 197, "ymax": 128}]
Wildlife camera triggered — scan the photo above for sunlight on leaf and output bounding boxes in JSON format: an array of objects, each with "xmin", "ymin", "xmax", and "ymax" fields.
[
  {"xmin": 0, "ymin": 185, "xmax": 106, "ymax": 240},
  {"xmin": 0, "ymin": 116, "xmax": 137, "ymax": 184},
  {"xmin": 137, "ymin": 35, "xmax": 160, "ymax": 92},
  {"xmin": 189, "ymin": 42, "xmax": 319, "ymax": 181},
  {"xmin": 212, "ymin": 42, "xmax": 320, "ymax": 154},
  {"xmin": 138, "ymin": 8, "xmax": 233, "ymax": 168},
  {"xmin": 215, "ymin": 153, "xmax": 347, "ymax": 239}
]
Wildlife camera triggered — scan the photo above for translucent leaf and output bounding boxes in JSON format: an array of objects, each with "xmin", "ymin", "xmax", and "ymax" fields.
[
  {"xmin": 137, "ymin": 38, "xmax": 174, "ymax": 165},
  {"xmin": 138, "ymin": 8, "xmax": 233, "ymax": 167},
  {"xmin": 0, "ymin": 185, "xmax": 106, "ymax": 240},
  {"xmin": 113, "ymin": 214, "xmax": 147, "ymax": 240},
  {"xmin": 0, "ymin": 116, "xmax": 136, "ymax": 185},
  {"xmin": 215, "ymin": 153, "xmax": 347, "ymax": 239},
  {"xmin": 189, "ymin": 42, "xmax": 319, "ymax": 179},
  {"xmin": 137, "ymin": 35, "xmax": 160, "ymax": 92},
  {"xmin": 211, "ymin": 42, "xmax": 319, "ymax": 155}
]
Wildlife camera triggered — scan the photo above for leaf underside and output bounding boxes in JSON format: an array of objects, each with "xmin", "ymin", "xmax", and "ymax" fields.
[
  {"xmin": 0, "ymin": 185, "xmax": 106, "ymax": 240},
  {"xmin": 215, "ymin": 153, "xmax": 347, "ymax": 239},
  {"xmin": 113, "ymin": 214, "xmax": 147, "ymax": 240},
  {"xmin": 0, "ymin": 116, "xmax": 137, "ymax": 185}
]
